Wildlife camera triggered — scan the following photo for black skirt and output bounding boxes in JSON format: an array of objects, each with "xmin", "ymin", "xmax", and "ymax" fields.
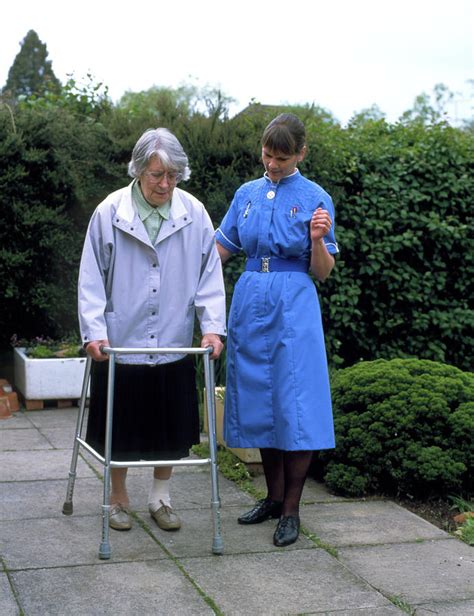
[{"xmin": 85, "ymin": 356, "xmax": 199, "ymax": 461}]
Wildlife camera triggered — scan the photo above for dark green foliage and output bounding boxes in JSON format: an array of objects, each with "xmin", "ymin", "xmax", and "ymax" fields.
[
  {"xmin": 2, "ymin": 30, "xmax": 61, "ymax": 100},
  {"xmin": 314, "ymin": 119, "xmax": 473, "ymax": 371},
  {"xmin": 0, "ymin": 75, "xmax": 472, "ymax": 377},
  {"xmin": 313, "ymin": 359, "xmax": 473, "ymax": 499},
  {"xmin": 0, "ymin": 97, "xmax": 122, "ymax": 345}
]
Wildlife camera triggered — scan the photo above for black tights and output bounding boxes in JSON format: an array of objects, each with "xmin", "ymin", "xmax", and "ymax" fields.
[{"xmin": 259, "ymin": 448, "xmax": 313, "ymax": 517}]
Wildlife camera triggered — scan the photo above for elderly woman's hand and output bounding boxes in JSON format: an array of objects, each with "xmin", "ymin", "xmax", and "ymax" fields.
[
  {"xmin": 85, "ymin": 339, "xmax": 110, "ymax": 362},
  {"xmin": 201, "ymin": 334, "xmax": 224, "ymax": 360}
]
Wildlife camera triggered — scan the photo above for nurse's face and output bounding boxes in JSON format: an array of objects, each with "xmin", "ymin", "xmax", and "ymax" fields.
[
  {"xmin": 262, "ymin": 147, "xmax": 306, "ymax": 183},
  {"xmin": 139, "ymin": 157, "xmax": 181, "ymax": 207}
]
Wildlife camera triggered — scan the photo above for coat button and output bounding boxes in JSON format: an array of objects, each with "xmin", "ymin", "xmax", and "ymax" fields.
[{"xmin": 150, "ymin": 335, "xmax": 155, "ymax": 339}]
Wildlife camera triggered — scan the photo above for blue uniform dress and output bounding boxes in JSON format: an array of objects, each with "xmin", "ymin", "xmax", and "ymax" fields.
[{"xmin": 216, "ymin": 170, "xmax": 338, "ymax": 451}]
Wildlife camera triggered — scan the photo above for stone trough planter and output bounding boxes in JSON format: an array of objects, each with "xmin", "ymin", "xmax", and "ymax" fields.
[{"xmin": 13, "ymin": 347, "xmax": 89, "ymax": 403}]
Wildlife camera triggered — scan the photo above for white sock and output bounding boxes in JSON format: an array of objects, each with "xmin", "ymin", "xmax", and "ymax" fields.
[{"xmin": 148, "ymin": 478, "xmax": 171, "ymax": 511}]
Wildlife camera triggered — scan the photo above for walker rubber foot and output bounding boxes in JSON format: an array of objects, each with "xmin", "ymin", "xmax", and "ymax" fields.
[
  {"xmin": 99, "ymin": 543, "xmax": 111, "ymax": 560},
  {"xmin": 62, "ymin": 502, "xmax": 73, "ymax": 515},
  {"xmin": 212, "ymin": 539, "xmax": 224, "ymax": 555}
]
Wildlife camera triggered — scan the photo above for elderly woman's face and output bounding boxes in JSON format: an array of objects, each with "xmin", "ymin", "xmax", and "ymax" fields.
[{"xmin": 139, "ymin": 157, "xmax": 179, "ymax": 207}]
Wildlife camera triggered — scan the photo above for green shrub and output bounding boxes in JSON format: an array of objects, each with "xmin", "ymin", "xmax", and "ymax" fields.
[{"xmin": 313, "ymin": 358, "xmax": 474, "ymax": 499}]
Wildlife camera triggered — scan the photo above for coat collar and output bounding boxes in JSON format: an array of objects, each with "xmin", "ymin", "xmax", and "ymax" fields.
[{"xmin": 113, "ymin": 183, "xmax": 192, "ymax": 245}]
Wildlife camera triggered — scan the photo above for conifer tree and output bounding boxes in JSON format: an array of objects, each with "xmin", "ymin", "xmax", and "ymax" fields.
[{"xmin": 2, "ymin": 29, "xmax": 61, "ymax": 99}]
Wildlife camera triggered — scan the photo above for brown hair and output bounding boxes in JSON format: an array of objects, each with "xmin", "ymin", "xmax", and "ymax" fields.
[{"xmin": 261, "ymin": 113, "xmax": 306, "ymax": 155}]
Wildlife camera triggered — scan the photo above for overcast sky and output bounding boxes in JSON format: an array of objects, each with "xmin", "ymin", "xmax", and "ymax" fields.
[{"xmin": 1, "ymin": 0, "xmax": 472, "ymax": 125}]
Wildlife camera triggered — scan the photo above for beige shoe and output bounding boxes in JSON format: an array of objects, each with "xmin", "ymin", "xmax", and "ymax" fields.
[
  {"xmin": 150, "ymin": 500, "xmax": 181, "ymax": 531},
  {"xmin": 109, "ymin": 503, "xmax": 132, "ymax": 531}
]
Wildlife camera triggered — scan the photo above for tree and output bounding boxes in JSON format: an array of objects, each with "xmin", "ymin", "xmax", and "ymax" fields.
[{"xmin": 2, "ymin": 30, "xmax": 61, "ymax": 100}]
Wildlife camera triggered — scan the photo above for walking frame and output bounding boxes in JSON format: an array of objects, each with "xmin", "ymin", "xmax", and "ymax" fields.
[{"xmin": 62, "ymin": 346, "xmax": 223, "ymax": 560}]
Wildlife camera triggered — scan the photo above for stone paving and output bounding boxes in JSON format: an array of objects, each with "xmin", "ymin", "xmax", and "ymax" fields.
[{"xmin": 1, "ymin": 407, "xmax": 473, "ymax": 615}]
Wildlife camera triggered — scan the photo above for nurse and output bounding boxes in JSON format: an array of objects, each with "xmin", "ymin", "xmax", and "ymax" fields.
[{"xmin": 215, "ymin": 113, "xmax": 338, "ymax": 547}]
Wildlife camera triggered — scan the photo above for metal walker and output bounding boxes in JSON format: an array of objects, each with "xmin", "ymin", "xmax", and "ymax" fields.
[{"xmin": 62, "ymin": 346, "xmax": 223, "ymax": 560}]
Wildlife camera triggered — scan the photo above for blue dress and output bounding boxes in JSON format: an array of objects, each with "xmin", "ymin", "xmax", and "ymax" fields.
[{"xmin": 216, "ymin": 170, "xmax": 339, "ymax": 451}]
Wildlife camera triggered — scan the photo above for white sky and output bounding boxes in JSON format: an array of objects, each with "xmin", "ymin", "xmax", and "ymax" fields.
[{"xmin": 1, "ymin": 0, "xmax": 473, "ymax": 125}]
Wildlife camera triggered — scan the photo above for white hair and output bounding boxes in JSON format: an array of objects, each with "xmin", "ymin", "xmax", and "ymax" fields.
[{"xmin": 127, "ymin": 128, "xmax": 191, "ymax": 181}]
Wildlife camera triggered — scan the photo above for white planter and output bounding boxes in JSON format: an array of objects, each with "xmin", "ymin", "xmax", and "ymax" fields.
[{"xmin": 14, "ymin": 347, "xmax": 89, "ymax": 400}]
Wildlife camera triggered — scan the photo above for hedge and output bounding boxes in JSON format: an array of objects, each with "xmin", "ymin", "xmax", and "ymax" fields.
[{"xmin": 0, "ymin": 95, "xmax": 472, "ymax": 375}]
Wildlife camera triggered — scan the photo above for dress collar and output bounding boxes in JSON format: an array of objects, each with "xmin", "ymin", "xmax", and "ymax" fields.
[{"xmin": 263, "ymin": 168, "xmax": 300, "ymax": 186}]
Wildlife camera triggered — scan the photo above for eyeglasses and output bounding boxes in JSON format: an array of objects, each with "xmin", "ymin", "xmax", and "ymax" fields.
[{"xmin": 144, "ymin": 170, "xmax": 182, "ymax": 184}]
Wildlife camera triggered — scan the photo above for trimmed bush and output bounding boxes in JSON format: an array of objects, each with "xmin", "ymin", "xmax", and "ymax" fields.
[{"xmin": 313, "ymin": 358, "xmax": 473, "ymax": 498}]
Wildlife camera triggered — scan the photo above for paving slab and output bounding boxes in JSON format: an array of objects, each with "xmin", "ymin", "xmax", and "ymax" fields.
[
  {"xmin": 0, "ymin": 449, "xmax": 96, "ymax": 481},
  {"xmin": 415, "ymin": 600, "xmax": 474, "ymax": 615},
  {"xmin": 2, "ymin": 404, "xmax": 472, "ymax": 616},
  {"xmin": 0, "ymin": 413, "xmax": 32, "ymax": 430},
  {"xmin": 143, "ymin": 506, "xmax": 314, "ymax": 558},
  {"xmin": 0, "ymin": 477, "xmax": 102, "ymax": 521},
  {"xmin": 23, "ymin": 408, "xmax": 79, "ymax": 430},
  {"xmin": 11, "ymin": 561, "xmax": 213, "ymax": 616},
  {"xmin": 0, "ymin": 515, "xmax": 167, "ymax": 569},
  {"xmin": 318, "ymin": 608, "xmax": 404, "ymax": 615},
  {"xmin": 181, "ymin": 549, "xmax": 393, "ymax": 615},
  {"xmin": 127, "ymin": 469, "xmax": 254, "ymax": 512},
  {"xmin": 252, "ymin": 473, "xmax": 343, "ymax": 504},
  {"xmin": 339, "ymin": 538, "xmax": 474, "ymax": 605},
  {"xmin": 0, "ymin": 427, "xmax": 53, "ymax": 451},
  {"xmin": 37, "ymin": 426, "xmax": 80, "ymax": 449},
  {"xmin": 0, "ymin": 572, "xmax": 18, "ymax": 616},
  {"xmin": 301, "ymin": 500, "xmax": 449, "ymax": 546}
]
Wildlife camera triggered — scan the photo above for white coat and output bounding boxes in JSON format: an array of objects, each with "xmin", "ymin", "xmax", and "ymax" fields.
[{"xmin": 78, "ymin": 182, "xmax": 226, "ymax": 364}]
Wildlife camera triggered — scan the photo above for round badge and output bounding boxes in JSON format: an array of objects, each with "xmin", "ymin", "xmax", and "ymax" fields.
[{"xmin": 266, "ymin": 190, "xmax": 275, "ymax": 200}]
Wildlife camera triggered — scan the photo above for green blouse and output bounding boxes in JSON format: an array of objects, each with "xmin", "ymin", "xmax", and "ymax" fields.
[{"xmin": 132, "ymin": 179, "xmax": 171, "ymax": 244}]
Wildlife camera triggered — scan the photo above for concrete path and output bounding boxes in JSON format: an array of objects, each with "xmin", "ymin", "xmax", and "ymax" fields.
[{"xmin": 1, "ymin": 407, "xmax": 473, "ymax": 615}]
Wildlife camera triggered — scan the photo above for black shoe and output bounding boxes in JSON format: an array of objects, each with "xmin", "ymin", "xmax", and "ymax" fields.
[
  {"xmin": 273, "ymin": 515, "xmax": 300, "ymax": 547},
  {"xmin": 238, "ymin": 498, "xmax": 283, "ymax": 525}
]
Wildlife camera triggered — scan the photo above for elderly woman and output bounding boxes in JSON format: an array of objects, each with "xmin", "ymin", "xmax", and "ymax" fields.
[{"xmin": 78, "ymin": 127, "xmax": 226, "ymax": 532}]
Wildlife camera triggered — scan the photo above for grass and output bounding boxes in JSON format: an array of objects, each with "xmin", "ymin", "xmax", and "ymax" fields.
[
  {"xmin": 388, "ymin": 595, "xmax": 416, "ymax": 614},
  {"xmin": 192, "ymin": 442, "xmax": 263, "ymax": 499},
  {"xmin": 455, "ymin": 517, "xmax": 474, "ymax": 546},
  {"xmin": 449, "ymin": 494, "xmax": 474, "ymax": 546}
]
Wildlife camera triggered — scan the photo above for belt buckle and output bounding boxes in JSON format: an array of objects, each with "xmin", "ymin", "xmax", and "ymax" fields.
[{"xmin": 261, "ymin": 257, "xmax": 270, "ymax": 273}]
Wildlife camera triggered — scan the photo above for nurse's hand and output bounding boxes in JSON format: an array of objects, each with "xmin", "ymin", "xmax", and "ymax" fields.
[
  {"xmin": 310, "ymin": 207, "xmax": 332, "ymax": 242},
  {"xmin": 85, "ymin": 339, "xmax": 110, "ymax": 362},
  {"xmin": 201, "ymin": 334, "xmax": 224, "ymax": 360}
]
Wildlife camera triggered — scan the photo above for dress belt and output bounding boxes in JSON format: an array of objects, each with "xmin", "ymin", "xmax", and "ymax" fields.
[{"xmin": 245, "ymin": 257, "xmax": 309, "ymax": 273}]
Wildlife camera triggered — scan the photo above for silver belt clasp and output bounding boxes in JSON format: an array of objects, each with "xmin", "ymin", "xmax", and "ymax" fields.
[{"xmin": 261, "ymin": 257, "xmax": 270, "ymax": 273}]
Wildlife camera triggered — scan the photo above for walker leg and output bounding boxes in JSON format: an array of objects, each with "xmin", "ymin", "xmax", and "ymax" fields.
[
  {"xmin": 98, "ymin": 354, "xmax": 116, "ymax": 560},
  {"xmin": 204, "ymin": 355, "xmax": 224, "ymax": 555},
  {"xmin": 99, "ymin": 500, "xmax": 112, "ymax": 560},
  {"xmin": 63, "ymin": 357, "xmax": 92, "ymax": 515}
]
